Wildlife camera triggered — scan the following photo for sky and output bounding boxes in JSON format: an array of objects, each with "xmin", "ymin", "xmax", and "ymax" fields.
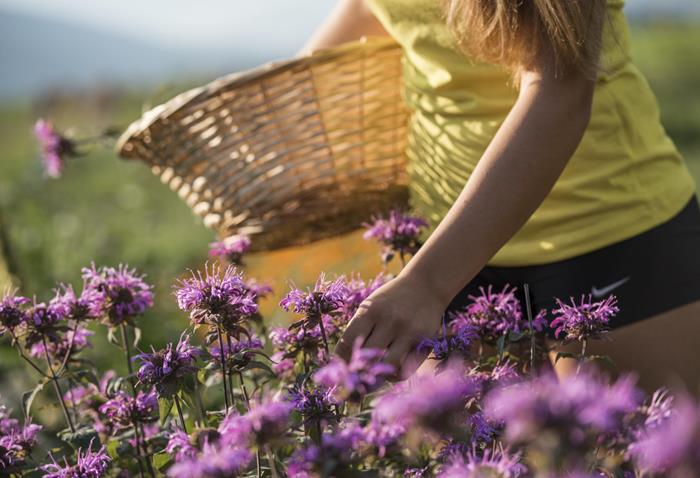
[
  {"xmin": 2, "ymin": 0, "xmax": 697, "ymax": 54},
  {"xmin": 0, "ymin": 0, "xmax": 336, "ymax": 54}
]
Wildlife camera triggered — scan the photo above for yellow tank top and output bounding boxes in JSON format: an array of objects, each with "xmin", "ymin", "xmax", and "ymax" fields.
[{"xmin": 365, "ymin": 0, "xmax": 695, "ymax": 266}]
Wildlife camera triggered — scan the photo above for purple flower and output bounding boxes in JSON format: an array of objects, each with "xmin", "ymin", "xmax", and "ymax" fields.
[
  {"xmin": 135, "ymin": 333, "xmax": 201, "ymax": 397},
  {"xmin": 50, "ymin": 284, "xmax": 105, "ymax": 322},
  {"xmin": 270, "ymin": 352, "xmax": 295, "ymax": 379},
  {"xmin": 450, "ymin": 285, "xmax": 547, "ymax": 344},
  {"xmin": 0, "ymin": 289, "xmax": 28, "ymax": 337},
  {"xmin": 21, "ymin": 299, "xmax": 68, "ymax": 352},
  {"xmin": 550, "ymin": 295, "xmax": 618, "ymax": 342},
  {"xmin": 630, "ymin": 394, "xmax": 700, "ymax": 476},
  {"xmin": 0, "ymin": 403, "xmax": 42, "ymax": 470},
  {"xmin": 438, "ymin": 445, "xmax": 526, "ymax": 478},
  {"xmin": 167, "ymin": 442, "xmax": 252, "ymax": 478},
  {"xmin": 41, "ymin": 442, "xmax": 111, "ymax": 478},
  {"xmin": 208, "ymin": 335, "xmax": 263, "ymax": 371},
  {"xmin": 33, "ymin": 119, "xmax": 78, "ymax": 178},
  {"xmin": 341, "ymin": 273, "xmax": 388, "ymax": 321},
  {"xmin": 466, "ymin": 362, "xmax": 521, "ymax": 397},
  {"xmin": 363, "ymin": 209, "xmax": 428, "ymax": 265},
  {"xmin": 313, "ymin": 338, "xmax": 394, "ymax": 402},
  {"xmin": 219, "ymin": 397, "xmax": 293, "ymax": 446},
  {"xmin": 417, "ymin": 324, "xmax": 478, "ymax": 363},
  {"xmin": 209, "ymin": 234, "xmax": 252, "ymax": 265},
  {"xmin": 280, "ymin": 273, "xmax": 350, "ymax": 327},
  {"xmin": 373, "ymin": 364, "xmax": 477, "ymax": 435},
  {"xmin": 485, "ymin": 371, "xmax": 640, "ymax": 455},
  {"xmin": 99, "ymin": 389, "xmax": 157, "ymax": 430},
  {"xmin": 81, "ymin": 263, "xmax": 153, "ymax": 326},
  {"xmin": 467, "ymin": 411, "xmax": 500, "ymax": 444},
  {"xmin": 28, "ymin": 325, "xmax": 93, "ymax": 360},
  {"xmin": 175, "ymin": 264, "xmax": 257, "ymax": 335},
  {"xmin": 288, "ymin": 422, "xmax": 365, "ymax": 477},
  {"xmin": 363, "ymin": 420, "xmax": 406, "ymax": 457},
  {"xmin": 288, "ymin": 385, "xmax": 337, "ymax": 425},
  {"xmin": 166, "ymin": 430, "xmax": 198, "ymax": 462}
]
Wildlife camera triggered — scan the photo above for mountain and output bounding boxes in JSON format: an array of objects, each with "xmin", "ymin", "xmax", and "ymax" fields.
[
  {"xmin": 626, "ymin": 0, "xmax": 700, "ymax": 19},
  {"xmin": 0, "ymin": 8, "xmax": 266, "ymax": 100}
]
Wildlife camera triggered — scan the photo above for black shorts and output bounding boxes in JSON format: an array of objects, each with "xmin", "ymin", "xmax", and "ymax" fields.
[{"xmin": 445, "ymin": 196, "xmax": 700, "ymax": 337}]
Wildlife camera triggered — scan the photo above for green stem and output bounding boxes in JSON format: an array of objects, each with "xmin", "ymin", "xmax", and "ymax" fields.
[
  {"xmin": 523, "ymin": 283, "xmax": 536, "ymax": 374},
  {"xmin": 576, "ymin": 339, "xmax": 588, "ymax": 376},
  {"xmin": 119, "ymin": 324, "xmax": 154, "ymax": 478},
  {"xmin": 174, "ymin": 395, "xmax": 188, "ymax": 433},
  {"xmin": 216, "ymin": 324, "xmax": 231, "ymax": 414},
  {"xmin": 41, "ymin": 336, "xmax": 75, "ymax": 433},
  {"xmin": 266, "ymin": 445, "xmax": 280, "ymax": 478},
  {"xmin": 238, "ymin": 372, "xmax": 251, "ymax": 410}
]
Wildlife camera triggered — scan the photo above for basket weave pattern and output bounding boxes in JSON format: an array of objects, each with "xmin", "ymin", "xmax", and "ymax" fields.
[{"xmin": 117, "ymin": 37, "xmax": 410, "ymax": 251}]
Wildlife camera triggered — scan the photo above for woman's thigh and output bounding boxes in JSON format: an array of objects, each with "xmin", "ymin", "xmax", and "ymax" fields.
[{"xmin": 549, "ymin": 299, "xmax": 700, "ymax": 393}]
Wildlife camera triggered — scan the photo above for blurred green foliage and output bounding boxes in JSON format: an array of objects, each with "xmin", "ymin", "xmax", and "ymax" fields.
[{"xmin": 0, "ymin": 22, "xmax": 698, "ymax": 412}]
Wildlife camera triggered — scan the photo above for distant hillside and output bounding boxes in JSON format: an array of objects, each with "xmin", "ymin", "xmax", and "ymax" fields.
[
  {"xmin": 0, "ymin": 9, "xmax": 264, "ymax": 100},
  {"xmin": 627, "ymin": 0, "xmax": 700, "ymax": 19}
]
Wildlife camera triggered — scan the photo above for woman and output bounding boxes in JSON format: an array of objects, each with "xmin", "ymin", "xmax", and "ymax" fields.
[{"xmin": 303, "ymin": 0, "xmax": 700, "ymax": 391}]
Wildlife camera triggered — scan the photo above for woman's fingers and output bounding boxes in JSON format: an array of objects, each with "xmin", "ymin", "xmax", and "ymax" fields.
[
  {"xmin": 363, "ymin": 322, "xmax": 394, "ymax": 351},
  {"xmin": 335, "ymin": 310, "xmax": 375, "ymax": 361},
  {"xmin": 383, "ymin": 335, "xmax": 414, "ymax": 375}
]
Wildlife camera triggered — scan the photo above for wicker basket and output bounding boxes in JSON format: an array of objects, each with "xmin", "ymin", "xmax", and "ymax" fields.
[{"xmin": 116, "ymin": 37, "xmax": 410, "ymax": 251}]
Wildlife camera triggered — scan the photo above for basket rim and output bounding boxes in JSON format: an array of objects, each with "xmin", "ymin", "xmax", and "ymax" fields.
[{"xmin": 114, "ymin": 35, "xmax": 401, "ymax": 158}]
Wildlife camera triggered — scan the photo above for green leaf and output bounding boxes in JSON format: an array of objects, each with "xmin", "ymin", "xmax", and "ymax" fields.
[
  {"xmin": 58, "ymin": 426, "xmax": 100, "ymax": 450},
  {"xmin": 178, "ymin": 391, "xmax": 196, "ymax": 411},
  {"xmin": 106, "ymin": 438, "xmax": 120, "ymax": 460},
  {"xmin": 508, "ymin": 331, "xmax": 527, "ymax": 342},
  {"xmin": 586, "ymin": 354, "xmax": 617, "ymax": 368},
  {"xmin": 152, "ymin": 451, "xmax": 173, "ymax": 471},
  {"xmin": 22, "ymin": 380, "xmax": 47, "ymax": 418},
  {"xmin": 159, "ymin": 397, "xmax": 174, "ymax": 425},
  {"xmin": 244, "ymin": 360, "xmax": 274, "ymax": 375},
  {"xmin": 555, "ymin": 352, "xmax": 576, "ymax": 364}
]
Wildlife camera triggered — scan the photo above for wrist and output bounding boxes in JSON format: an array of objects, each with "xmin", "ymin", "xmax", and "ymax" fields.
[{"xmin": 396, "ymin": 265, "xmax": 454, "ymax": 310}]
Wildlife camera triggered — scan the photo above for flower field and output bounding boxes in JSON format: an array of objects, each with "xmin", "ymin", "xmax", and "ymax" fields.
[{"xmin": 2, "ymin": 210, "xmax": 700, "ymax": 477}]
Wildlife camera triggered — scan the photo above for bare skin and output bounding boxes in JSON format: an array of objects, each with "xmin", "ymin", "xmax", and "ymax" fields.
[
  {"xmin": 306, "ymin": 1, "xmax": 700, "ymax": 390},
  {"xmin": 550, "ymin": 300, "xmax": 700, "ymax": 393}
]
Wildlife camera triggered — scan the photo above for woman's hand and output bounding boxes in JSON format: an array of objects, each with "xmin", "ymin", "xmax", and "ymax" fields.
[{"xmin": 335, "ymin": 272, "xmax": 446, "ymax": 375}]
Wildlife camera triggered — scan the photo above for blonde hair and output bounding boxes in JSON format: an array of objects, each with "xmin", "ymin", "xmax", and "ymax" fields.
[{"xmin": 443, "ymin": 0, "xmax": 606, "ymax": 78}]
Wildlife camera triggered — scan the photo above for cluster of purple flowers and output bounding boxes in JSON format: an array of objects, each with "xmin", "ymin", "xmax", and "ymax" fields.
[
  {"xmin": 98, "ymin": 389, "xmax": 158, "ymax": 430},
  {"xmin": 135, "ymin": 333, "xmax": 201, "ymax": 397},
  {"xmin": 33, "ymin": 119, "xmax": 79, "ymax": 178},
  {"xmin": 314, "ymin": 338, "xmax": 394, "ymax": 402},
  {"xmin": 81, "ymin": 263, "xmax": 154, "ymax": 327},
  {"xmin": 550, "ymin": 294, "xmax": 619, "ymax": 342},
  {"xmin": 41, "ymin": 443, "xmax": 111, "ymax": 478},
  {"xmin": 374, "ymin": 364, "xmax": 478, "ymax": 436},
  {"xmin": 208, "ymin": 234, "xmax": 252, "ymax": 265},
  {"xmin": 363, "ymin": 209, "xmax": 429, "ymax": 265},
  {"xmin": 5, "ymin": 197, "xmax": 700, "ymax": 478},
  {"xmin": 175, "ymin": 264, "xmax": 258, "ymax": 335},
  {"xmin": 438, "ymin": 446, "xmax": 526, "ymax": 478},
  {"xmin": 280, "ymin": 274, "xmax": 350, "ymax": 327},
  {"xmin": 0, "ymin": 403, "xmax": 42, "ymax": 471},
  {"xmin": 208, "ymin": 335, "xmax": 264, "ymax": 371},
  {"xmin": 449, "ymin": 285, "xmax": 547, "ymax": 344}
]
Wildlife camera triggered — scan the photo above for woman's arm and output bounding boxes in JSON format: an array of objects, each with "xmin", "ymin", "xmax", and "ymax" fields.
[
  {"xmin": 336, "ymin": 43, "xmax": 602, "ymax": 373},
  {"xmin": 298, "ymin": 0, "xmax": 389, "ymax": 56}
]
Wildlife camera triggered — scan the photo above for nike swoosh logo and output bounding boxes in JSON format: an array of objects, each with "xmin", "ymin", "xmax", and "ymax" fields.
[{"xmin": 591, "ymin": 276, "xmax": 630, "ymax": 298}]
